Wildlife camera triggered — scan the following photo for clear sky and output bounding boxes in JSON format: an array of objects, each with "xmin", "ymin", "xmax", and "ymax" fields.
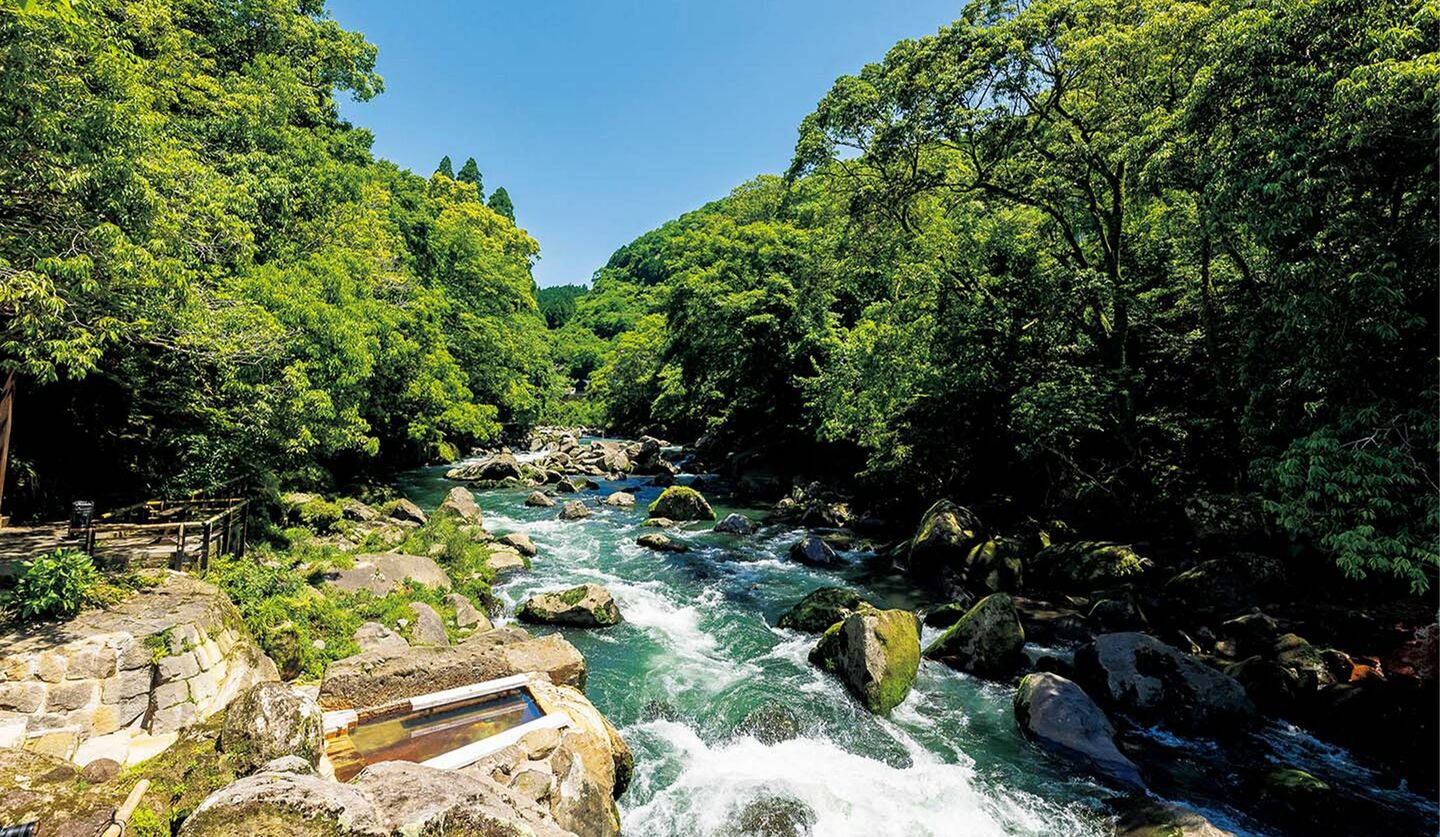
[{"xmin": 330, "ymin": 2, "xmax": 962, "ymax": 287}]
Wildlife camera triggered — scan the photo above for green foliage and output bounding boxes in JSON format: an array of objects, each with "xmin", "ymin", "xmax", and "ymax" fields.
[
  {"xmin": 488, "ymin": 186, "xmax": 515, "ymax": 221},
  {"xmin": 435, "ymin": 155, "xmax": 454, "ymax": 178},
  {"xmin": 538, "ymin": 284, "xmax": 589, "ymax": 329},
  {"xmin": 6, "ymin": 549, "xmax": 102, "ymax": 619},
  {"xmin": 456, "ymin": 156, "xmax": 483, "ymax": 194}
]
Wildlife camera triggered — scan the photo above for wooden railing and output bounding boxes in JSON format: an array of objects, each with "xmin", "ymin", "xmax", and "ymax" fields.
[{"xmin": 80, "ymin": 497, "xmax": 250, "ymax": 574}]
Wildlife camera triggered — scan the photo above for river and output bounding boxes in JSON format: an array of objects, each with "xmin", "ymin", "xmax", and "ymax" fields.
[{"xmin": 393, "ymin": 453, "xmax": 1436, "ymax": 837}]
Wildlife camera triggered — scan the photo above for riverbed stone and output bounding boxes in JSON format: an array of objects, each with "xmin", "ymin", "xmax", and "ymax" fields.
[
  {"xmin": 906, "ymin": 500, "xmax": 984, "ymax": 580},
  {"xmin": 352, "ymin": 622, "xmax": 407, "ymax": 654},
  {"xmin": 1074, "ymin": 632, "xmax": 1255, "ymax": 733},
  {"xmin": 559, "ymin": 501, "xmax": 592, "ymax": 520},
  {"xmin": 220, "ymin": 683, "xmax": 324, "ymax": 773},
  {"xmin": 1014, "ymin": 672, "xmax": 1142, "ymax": 788},
  {"xmin": 735, "ymin": 701, "xmax": 801, "ymax": 745},
  {"xmin": 387, "ymin": 498, "xmax": 428, "ymax": 525},
  {"xmin": 809, "ymin": 605, "xmax": 920, "ymax": 714},
  {"xmin": 924, "ymin": 593, "xmax": 1026, "ymax": 677},
  {"xmin": 636, "ymin": 532, "xmax": 687, "ymax": 553},
  {"xmin": 318, "ymin": 553, "xmax": 451, "ymax": 596},
  {"xmin": 604, "ymin": 491, "xmax": 635, "ymax": 508},
  {"xmin": 525, "ymin": 491, "xmax": 557, "ymax": 507},
  {"xmin": 713, "ymin": 513, "xmax": 755, "ymax": 535},
  {"xmin": 501, "ymin": 532, "xmax": 538, "ymax": 556},
  {"xmin": 487, "ymin": 545, "xmax": 529, "ymax": 575},
  {"xmin": 436, "ymin": 486, "xmax": 484, "ymax": 526},
  {"xmin": 776, "ymin": 587, "xmax": 867, "ymax": 633},
  {"xmin": 407, "ymin": 602, "xmax": 449, "ymax": 647},
  {"xmin": 788, "ymin": 534, "xmax": 840, "ymax": 566},
  {"xmin": 447, "ymin": 593, "xmax": 491, "ymax": 631},
  {"xmin": 518, "ymin": 584, "xmax": 623, "ymax": 628},
  {"xmin": 1027, "ymin": 541, "xmax": 1151, "ymax": 592},
  {"xmin": 648, "ymin": 486, "xmax": 715, "ymax": 521}
]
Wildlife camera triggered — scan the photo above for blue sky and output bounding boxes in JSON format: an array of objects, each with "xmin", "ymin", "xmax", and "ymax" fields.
[{"xmin": 330, "ymin": 2, "xmax": 962, "ymax": 287}]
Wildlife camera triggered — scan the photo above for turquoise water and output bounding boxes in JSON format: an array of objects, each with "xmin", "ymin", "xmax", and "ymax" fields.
[{"xmin": 394, "ymin": 460, "xmax": 1436, "ymax": 837}]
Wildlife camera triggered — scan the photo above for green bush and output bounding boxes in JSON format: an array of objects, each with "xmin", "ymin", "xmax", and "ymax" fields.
[{"xmin": 7, "ymin": 549, "xmax": 103, "ymax": 620}]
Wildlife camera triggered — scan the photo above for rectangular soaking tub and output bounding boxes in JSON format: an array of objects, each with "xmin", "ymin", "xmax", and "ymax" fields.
[{"xmin": 322, "ymin": 673, "xmax": 571, "ymax": 781}]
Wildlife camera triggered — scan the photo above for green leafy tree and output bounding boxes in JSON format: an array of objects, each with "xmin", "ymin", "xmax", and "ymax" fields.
[
  {"xmin": 488, "ymin": 186, "xmax": 515, "ymax": 221},
  {"xmin": 435, "ymin": 155, "xmax": 454, "ymax": 178},
  {"xmin": 456, "ymin": 156, "xmax": 483, "ymax": 196}
]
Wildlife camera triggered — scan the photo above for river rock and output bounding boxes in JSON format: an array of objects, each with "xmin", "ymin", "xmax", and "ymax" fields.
[
  {"xmin": 1113, "ymin": 798, "xmax": 1237, "ymax": 837},
  {"xmin": 713, "ymin": 513, "xmax": 755, "ymax": 535},
  {"xmin": 1224, "ymin": 656, "xmax": 1302, "ymax": 716},
  {"xmin": 352, "ymin": 621, "xmax": 407, "ymax": 654},
  {"xmin": 518, "ymin": 584, "xmax": 623, "ymax": 627},
  {"xmin": 809, "ymin": 605, "xmax": 920, "ymax": 714},
  {"xmin": 1027, "ymin": 541, "xmax": 1150, "ymax": 592},
  {"xmin": 1073, "ymin": 632, "xmax": 1255, "ymax": 733},
  {"xmin": 487, "ymin": 545, "xmax": 529, "ymax": 576},
  {"xmin": 446, "ymin": 593, "xmax": 491, "ymax": 631},
  {"xmin": 906, "ymin": 500, "xmax": 984, "ymax": 581},
  {"xmin": 436, "ymin": 486, "xmax": 483, "ymax": 526},
  {"xmin": 776, "ymin": 587, "xmax": 866, "ymax": 633},
  {"xmin": 735, "ymin": 701, "xmax": 801, "ymax": 745},
  {"xmin": 922, "ymin": 601, "xmax": 971, "ymax": 629},
  {"xmin": 641, "ymin": 517, "xmax": 674, "ymax": 528},
  {"xmin": 559, "ymin": 501, "xmax": 592, "ymax": 520},
  {"xmin": 319, "ymin": 553, "xmax": 451, "ymax": 596},
  {"xmin": 636, "ymin": 532, "xmax": 687, "ymax": 553},
  {"xmin": 219, "ymin": 683, "xmax": 324, "ymax": 774},
  {"xmin": 924, "ymin": 593, "xmax": 1026, "ymax": 677},
  {"xmin": 526, "ymin": 491, "xmax": 556, "ymax": 507},
  {"xmin": 604, "ymin": 491, "xmax": 635, "ymax": 508},
  {"xmin": 387, "ymin": 498, "xmax": 428, "ymax": 525},
  {"xmin": 648, "ymin": 486, "xmax": 715, "ymax": 521},
  {"xmin": 447, "ymin": 452, "xmax": 524, "ymax": 483},
  {"xmin": 731, "ymin": 793, "xmax": 816, "ymax": 837},
  {"xmin": 1162, "ymin": 552, "xmax": 1288, "ymax": 615},
  {"xmin": 1013, "ymin": 672, "xmax": 1142, "ymax": 787},
  {"xmin": 501, "ymin": 531, "xmax": 538, "ymax": 556},
  {"xmin": 407, "ymin": 602, "xmax": 449, "ymax": 647},
  {"xmin": 319, "ymin": 629, "xmax": 587, "ymax": 709},
  {"xmin": 788, "ymin": 534, "xmax": 839, "ymax": 566}
]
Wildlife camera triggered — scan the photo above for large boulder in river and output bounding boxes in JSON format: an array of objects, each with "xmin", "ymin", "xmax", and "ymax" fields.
[
  {"xmin": 809, "ymin": 605, "xmax": 920, "ymax": 714},
  {"xmin": 906, "ymin": 500, "xmax": 984, "ymax": 580},
  {"xmin": 1073, "ymin": 632, "xmax": 1255, "ymax": 733},
  {"xmin": 776, "ymin": 587, "xmax": 867, "ymax": 633},
  {"xmin": 788, "ymin": 534, "xmax": 840, "ymax": 566},
  {"xmin": 436, "ymin": 486, "xmax": 483, "ymax": 526},
  {"xmin": 955, "ymin": 538, "xmax": 1025, "ymax": 595},
  {"xmin": 1161, "ymin": 552, "xmax": 1288, "ymax": 615},
  {"xmin": 1113, "ymin": 799, "xmax": 1237, "ymax": 837},
  {"xmin": 559, "ymin": 500, "xmax": 592, "ymax": 520},
  {"xmin": 604, "ymin": 491, "xmax": 635, "ymax": 508},
  {"xmin": 923, "ymin": 593, "xmax": 1026, "ymax": 678},
  {"xmin": 713, "ymin": 513, "xmax": 755, "ymax": 535},
  {"xmin": 1013, "ymin": 673, "xmax": 1143, "ymax": 788},
  {"xmin": 525, "ymin": 491, "xmax": 556, "ymax": 507},
  {"xmin": 1027, "ymin": 541, "xmax": 1150, "ymax": 592},
  {"xmin": 636, "ymin": 532, "xmax": 687, "ymax": 553},
  {"xmin": 446, "ymin": 451, "xmax": 523, "ymax": 483},
  {"xmin": 219, "ymin": 683, "xmax": 324, "ymax": 774},
  {"xmin": 648, "ymin": 485, "xmax": 715, "ymax": 521},
  {"xmin": 518, "ymin": 584, "xmax": 623, "ymax": 627}
]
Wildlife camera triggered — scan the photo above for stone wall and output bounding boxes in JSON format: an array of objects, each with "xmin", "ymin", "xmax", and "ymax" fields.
[{"xmin": 0, "ymin": 572, "xmax": 277, "ymax": 767}]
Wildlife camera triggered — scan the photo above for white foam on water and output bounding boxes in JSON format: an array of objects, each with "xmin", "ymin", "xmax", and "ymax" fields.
[
  {"xmin": 621, "ymin": 720, "xmax": 1105, "ymax": 837},
  {"xmin": 605, "ymin": 579, "xmax": 757, "ymax": 693}
]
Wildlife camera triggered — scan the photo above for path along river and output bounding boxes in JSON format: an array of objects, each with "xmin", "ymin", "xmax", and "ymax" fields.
[{"xmin": 394, "ymin": 451, "xmax": 1436, "ymax": 837}]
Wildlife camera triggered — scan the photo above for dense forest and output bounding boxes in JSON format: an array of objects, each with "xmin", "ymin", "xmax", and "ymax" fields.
[
  {"xmin": 554, "ymin": 0, "xmax": 1439, "ymax": 591},
  {"xmin": 2, "ymin": 0, "xmax": 1436, "ymax": 596}
]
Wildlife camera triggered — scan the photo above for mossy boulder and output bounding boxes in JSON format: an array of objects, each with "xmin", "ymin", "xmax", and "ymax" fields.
[
  {"xmin": 1161, "ymin": 552, "xmax": 1287, "ymax": 614},
  {"xmin": 906, "ymin": 500, "xmax": 984, "ymax": 580},
  {"xmin": 219, "ymin": 683, "xmax": 324, "ymax": 774},
  {"xmin": 1254, "ymin": 768, "xmax": 1336, "ymax": 832},
  {"xmin": 1027, "ymin": 541, "xmax": 1150, "ymax": 592},
  {"xmin": 776, "ymin": 587, "xmax": 867, "ymax": 633},
  {"xmin": 958, "ymin": 538, "xmax": 1025, "ymax": 594},
  {"xmin": 648, "ymin": 486, "xmax": 715, "ymax": 521},
  {"xmin": 923, "ymin": 593, "xmax": 1026, "ymax": 677},
  {"xmin": 808, "ymin": 605, "xmax": 920, "ymax": 714},
  {"xmin": 517, "ymin": 583, "xmax": 622, "ymax": 627},
  {"xmin": 730, "ymin": 793, "xmax": 817, "ymax": 837},
  {"xmin": 734, "ymin": 701, "xmax": 802, "ymax": 745}
]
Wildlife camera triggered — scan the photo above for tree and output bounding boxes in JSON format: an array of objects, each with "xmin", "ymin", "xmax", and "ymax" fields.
[
  {"xmin": 488, "ymin": 186, "xmax": 515, "ymax": 221},
  {"xmin": 457, "ymin": 156, "xmax": 483, "ymax": 195},
  {"xmin": 435, "ymin": 155, "xmax": 454, "ymax": 178}
]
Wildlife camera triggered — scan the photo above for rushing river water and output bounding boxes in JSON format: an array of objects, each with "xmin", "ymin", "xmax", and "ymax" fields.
[{"xmin": 395, "ymin": 454, "xmax": 1437, "ymax": 837}]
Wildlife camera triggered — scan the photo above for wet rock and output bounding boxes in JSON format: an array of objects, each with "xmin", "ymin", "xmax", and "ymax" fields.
[
  {"xmin": 1113, "ymin": 798, "xmax": 1237, "ymax": 836},
  {"xmin": 387, "ymin": 498, "xmax": 428, "ymax": 525},
  {"xmin": 906, "ymin": 500, "xmax": 984, "ymax": 582},
  {"xmin": 641, "ymin": 517, "xmax": 675, "ymax": 528},
  {"xmin": 219, "ymin": 683, "xmax": 324, "ymax": 774},
  {"xmin": 436, "ymin": 486, "xmax": 483, "ymax": 526},
  {"xmin": 776, "ymin": 587, "xmax": 867, "ymax": 633},
  {"xmin": 1089, "ymin": 598, "xmax": 1147, "ymax": 631},
  {"xmin": 735, "ymin": 701, "xmax": 801, "ymax": 745},
  {"xmin": 924, "ymin": 593, "xmax": 1027, "ymax": 678},
  {"xmin": 1162, "ymin": 552, "xmax": 1287, "ymax": 615},
  {"xmin": 714, "ymin": 513, "xmax": 756, "ymax": 535},
  {"xmin": 1014, "ymin": 672, "xmax": 1143, "ymax": 788},
  {"xmin": 1254, "ymin": 768, "xmax": 1338, "ymax": 834},
  {"xmin": 788, "ymin": 534, "xmax": 839, "ymax": 567},
  {"xmin": 648, "ymin": 486, "xmax": 715, "ymax": 521},
  {"xmin": 922, "ymin": 601, "xmax": 972, "ymax": 629},
  {"xmin": 518, "ymin": 584, "xmax": 623, "ymax": 628},
  {"xmin": 640, "ymin": 699, "xmax": 680, "ymax": 722},
  {"xmin": 1027, "ymin": 541, "xmax": 1150, "ymax": 592},
  {"xmin": 1224, "ymin": 656, "xmax": 1302, "ymax": 716},
  {"xmin": 319, "ymin": 630, "xmax": 587, "ymax": 709},
  {"xmin": 731, "ymin": 793, "xmax": 816, "ymax": 837},
  {"xmin": 488, "ymin": 545, "xmax": 529, "ymax": 576},
  {"xmin": 525, "ymin": 490, "xmax": 556, "ymax": 507},
  {"xmin": 810, "ymin": 605, "xmax": 920, "ymax": 714},
  {"xmin": 636, "ymin": 532, "xmax": 687, "ymax": 553},
  {"xmin": 446, "ymin": 452, "xmax": 523, "ymax": 483},
  {"xmin": 319, "ymin": 553, "xmax": 451, "ymax": 596},
  {"xmin": 1073, "ymin": 632, "xmax": 1255, "ymax": 733},
  {"xmin": 604, "ymin": 491, "xmax": 636, "ymax": 508},
  {"xmin": 559, "ymin": 501, "xmax": 592, "ymax": 520},
  {"xmin": 501, "ymin": 531, "xmax": 538, "ymax": 556},
  {"xmin": 1269, "ymin": 633, "xmax": 1334, "ymax": 691}
]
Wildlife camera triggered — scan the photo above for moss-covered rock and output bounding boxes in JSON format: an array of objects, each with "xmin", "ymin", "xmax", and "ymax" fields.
[
  {"xmin": 923, "ymin": 593, "xmax": 1026, "ymax": 677},
  {"xmin": 219, "ymin": 683, "xmax": 324, "ymax": 774},
  {"xmin": 1254, "ymin": 768, "xmax": 1334, "ymax": 832},
  {"xmin": 959, "ymin": 538, "xmax": 1025, "ymax": 594},
  {"xmin": 906, "ymin": 500, "xmax": 984, "ymax": 580},
  {"xmin": 647, "ymin": 486, "xmax": 715, "ymax": 521},
  {"xmin": 517, "ymin": 584, "xmax": 622, "ymax": 627},
  {"xmin": 776, "ymin": 587, "xmax": 867, "ymax": 633},
  {"xmin": 808, "ymin": 605, "xmax": 920, "ymax": 714},
  {"xmin": 1027, "ymin": 541, "xmax": 1150, "ymax": 592}
]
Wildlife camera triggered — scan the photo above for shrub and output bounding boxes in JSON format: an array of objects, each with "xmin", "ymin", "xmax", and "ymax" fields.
[{"xmin": 7, "ymin": 549, "xmax": 103, "ymax": 620}]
